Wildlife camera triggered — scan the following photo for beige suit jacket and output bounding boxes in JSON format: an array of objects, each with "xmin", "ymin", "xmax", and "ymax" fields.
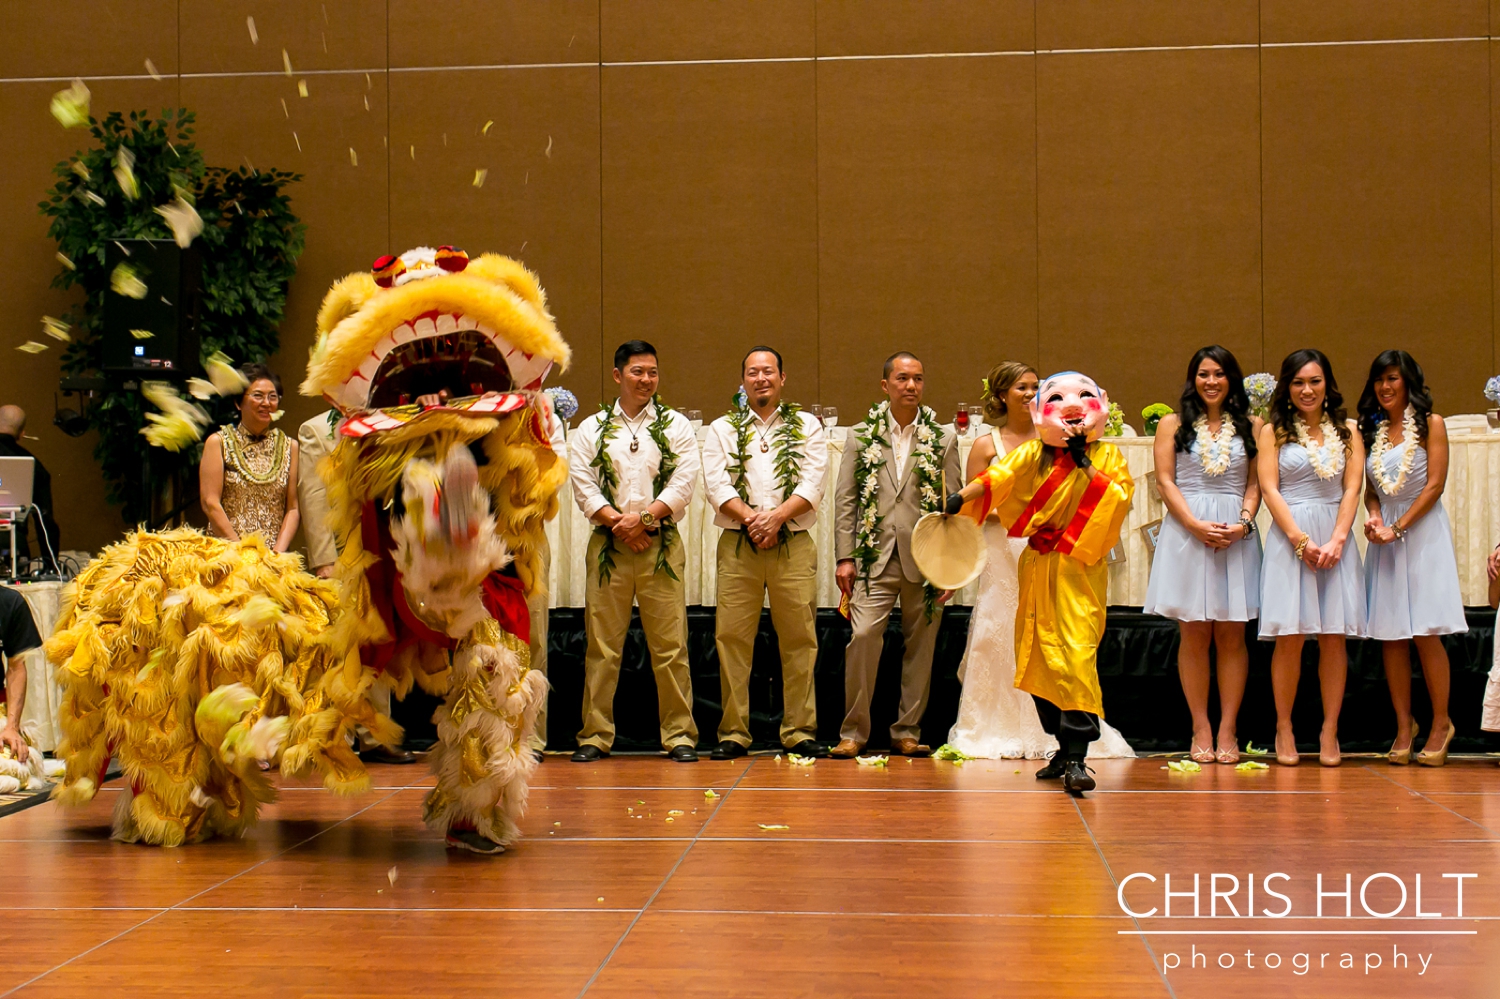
[
  {"xmin": 834, "ymin": 416, "xmax": 961, "ymax": 584},
  {"xmin": 296, "ymin": 411, "xmax": 341, "ymax": 570}
]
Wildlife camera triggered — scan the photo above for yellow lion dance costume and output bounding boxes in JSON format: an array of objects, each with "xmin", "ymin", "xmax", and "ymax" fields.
[
  {"xmin": 48, "ymin": 531, "xmax": 355, "ymax": 845},
  {"xmin": 301, "ymin": 245, "xmax": 568, "ymax": 854}
]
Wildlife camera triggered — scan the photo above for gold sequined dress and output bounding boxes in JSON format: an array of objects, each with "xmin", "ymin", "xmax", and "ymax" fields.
[{"xmin": 217, "ymin": 424, "xmax": 292, "ymax": 543}]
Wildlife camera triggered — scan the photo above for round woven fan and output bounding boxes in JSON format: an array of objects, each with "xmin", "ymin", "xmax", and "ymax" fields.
[{"xmin": 910, "ymin": 512, "xmax": 988, "ymax": 591}]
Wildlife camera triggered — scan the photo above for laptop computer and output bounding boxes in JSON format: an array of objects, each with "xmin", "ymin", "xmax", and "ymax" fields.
[{"xmin": 0, "ymin": 456, "xmax": 35, "ymax": 512}]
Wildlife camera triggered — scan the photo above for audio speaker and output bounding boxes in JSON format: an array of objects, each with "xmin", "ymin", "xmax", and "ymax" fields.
[{"xmin": 101, "ymin": 239, "xmax": 202, "ymax": 375}]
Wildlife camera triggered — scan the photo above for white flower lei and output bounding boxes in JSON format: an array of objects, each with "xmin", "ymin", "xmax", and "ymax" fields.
[
  {"xmin": 1370, "ymin": 405, "xmax": 1419, "ymax": 496},
  {"xmin": 850, "ymin": 401, "xmax": 944, "ymax": 617},
  {"xmin": 1294, "ymin": 414, "xmax": 1344, "ymax": 480},
  {"xmin": 1193, "ymin": 415, "xmax": 1236, "ymax": 476}
]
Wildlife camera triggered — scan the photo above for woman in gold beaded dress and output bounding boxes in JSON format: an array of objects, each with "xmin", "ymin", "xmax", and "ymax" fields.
[{"xmin": 200, "ymin": 365, "xmax": 300, "ymax": 551}]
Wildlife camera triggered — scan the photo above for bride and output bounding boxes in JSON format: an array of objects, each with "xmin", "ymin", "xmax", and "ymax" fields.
[{"xmin": 947, "ymin": 361, "xmax": 1135, "ymax": 760}]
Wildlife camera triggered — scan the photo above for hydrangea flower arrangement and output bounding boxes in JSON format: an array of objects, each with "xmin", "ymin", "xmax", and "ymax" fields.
[
  {"xmin": 543, "ymin": 386, "xmax": 579, "ymax": 422},
  {"xmin": 1141, "ymin": 403, "xmax": 1174, "ymax": 435},
  {"xmin": 1244, "ymin": 373, "xmax": 1276, "ymax": 418},
  {"xmin": 1484, "ymin": 376, "xmax": 1500, "ymax": 407}
]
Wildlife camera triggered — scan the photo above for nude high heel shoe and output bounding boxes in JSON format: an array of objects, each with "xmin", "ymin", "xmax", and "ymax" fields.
[
  {"xmin": 1416, "ymin": 723, "xmax": 1456, "ymax": 768},
  {"xmin": 1387, "ymin": 720, "xmax": 1419, "ymax": 766}
]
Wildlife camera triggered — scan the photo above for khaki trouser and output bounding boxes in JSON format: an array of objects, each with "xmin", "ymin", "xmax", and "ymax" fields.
[
  {"xmin": 578, "ymin": 530, "xmax": 697, "ymax": 751},
  {"xmin": 715, "ymin": 529, "xmax": 818, "ymax": 748},
  {"xmin": 839, "ymin": 556, "xmax": 942, "ymax": 746},
  {"xmin": 527, "ymin": 536, "xmax": 552, "ymax": 752}
]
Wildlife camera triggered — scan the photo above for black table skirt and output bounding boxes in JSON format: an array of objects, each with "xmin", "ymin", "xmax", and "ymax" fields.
[{"xmin": 392, "ymin": 606, "xmax": 1500, "ymax": 754}]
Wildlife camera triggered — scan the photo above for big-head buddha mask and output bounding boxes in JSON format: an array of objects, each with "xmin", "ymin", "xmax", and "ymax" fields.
[{"xmin": 1030, "ymin": 371, "xmax": 1109, "ymax": 447}]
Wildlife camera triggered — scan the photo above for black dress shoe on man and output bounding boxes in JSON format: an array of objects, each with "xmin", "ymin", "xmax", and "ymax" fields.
[
  {"xmin": 571, "ymin": 745, "xmax": 609, "ymax": 763},
  {"xmin": 1063, "ymin": 758, "xmax": 1096, "ymax": 796},
  {"xmin": 360, "ymin": 745, "xmax": 418, "ymax": 765},
  {"xmin": 709, "ymin": 740, "xmax": 748, "ymax": 760},
  {"xmin": 786, "ymin": 739, "xmax": 828, "ymax": 759},
  {"xmin": 1035, "ymin": 752, "xmax": 1067, "ymax": 780},
  {"xmin": 532, "ymin": 748, "xmax": 546, "ymax": 763},
  {"xmin": 667, "ymin": 745, "xmax": 699, "ymax": 763}
]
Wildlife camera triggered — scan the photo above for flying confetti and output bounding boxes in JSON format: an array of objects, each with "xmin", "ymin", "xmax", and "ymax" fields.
[
  {"xmin": 155, "ymin": 196, "xmax": 204, "ymax": 247},
  {"xmin": 41, "ymin": 317, "xmax": 70, "ymax": 341},
  {"xmin": 293, "ymin": 132, "xmax": 302, "ymax": 151},
  {"xmin": 282, "ymin": 49, "xmax": 293, "ymax": 75},
  {"xmin": 139, "ymin": 382, "xmax": 208, "ymax": 451},
  {"xmin": 482, "ymin": 120, "xmax": 494, "ymax": 135},
  {"xmin": 55, "ymin": 252, "xmax": 75, "ymax": 271},
  {"xmin": 130, "ymin": 329, "xmax": 154, "ymax": 340},
  {"xmin": 298, "ymin": 79, "xmax": 309, "ymax": 98},
  {"xmin": 205, "ymin": 351, "xmax": 249, "ymax": 395},
  {"xmin": 387, "ymin": 866, "xmax": 399, "ymax": 886},
  {"xmin": 281, "ymin": 98, "xmax": 289, "ymax": 117},
  {"xmin": 113, "ymin": 147, "xmax": 139, "ymax": 200},
  {"xmin": 110, "ymin": 263, "xmax": 147, "ymax": 299},
  {"xmin": 71, "ymin": 160, "xmax": 90, "ymax": 180},
  {"xmin": 186, "ymin": 378, "xmax": 217, "ymax": 400},
  {"xmin": 81, "ymin": 190, "xmax": 105, "ymax": 206},
  {"xmin": 50, "ymin": 79, "xmax": 91, "ymax": 128},
  {"xmin": 409, "ymin": 145, "xmax": 415, "ymax": 160},
  {"xmin": 16, "ymin": 341, "xmax": 49, "ymax": 354},
  {"xmin": 363, "ymin": 94, "xmax": 370, "ymax": 111},
  {"xmin": 246, "ymin": 15, "xmax": 258, "ymax": 44},
  {"xmin": 545, "ymin": 135, "xmax": 552, "ymax": 158},
  {"xmin": 472, "ymin": 168, "xmax": 487, "ymax": 188},
  {"xmin": 145, "ymin": 58, "xmax": 162, "ymax": 81},
  {"xmin": 348, "ymin": 147, "xmax": 358, "ymax": 166}
]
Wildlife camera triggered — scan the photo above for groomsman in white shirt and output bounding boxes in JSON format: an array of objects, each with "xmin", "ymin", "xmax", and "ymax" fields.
[
  {"xmin": 701, "ymin": 346, "xmax": 829, "ymax": 759},
  {"xmin": 567, "ymin": 340, "xmax": 702, "ymax": 762}
]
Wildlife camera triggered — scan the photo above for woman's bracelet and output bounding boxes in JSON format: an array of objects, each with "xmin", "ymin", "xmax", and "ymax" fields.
[
  {"xmin": 1238, "ymin": 515, "xmax": 1256, "ymax": 538},
  {"xmin": 1391, "ymin": 522, "xmax": 1407, "ymax": 541},
  {"xmin": 1293, "ymin": 533, "xmax": 1310, "ymax": 559}
]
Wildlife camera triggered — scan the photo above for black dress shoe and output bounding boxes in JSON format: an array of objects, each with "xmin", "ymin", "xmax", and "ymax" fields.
[
  {"xmin": 360, "ymin": 745, "xmax": 417, "ymax": 765},
  {"xmin": 667, "ymin": 745, "xmax": 699, "ymax": 763},
  {"xmin": 1063, "ymin": 758, "xmax": 1096, "ymax": 796},
  {"xmin": 709, "ymin": 740, "xmax": 748, "ymax": 760},
  {"xmin": 571, "ymin": 745, "xmax": 609, "ymax": 763},
  {"xmin": 786, "ymin": 739, "xmax": 828, "ymax": 759},
  {"xmin": 532, "ymin": 748, "xmax": 546, "ymax": 763},
  {"xmin": 1035, "ymin": 752, "xmax": 1067, "ymax": 780}
]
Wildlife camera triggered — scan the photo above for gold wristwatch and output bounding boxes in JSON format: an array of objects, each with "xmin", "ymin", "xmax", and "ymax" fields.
[{"xmin": 639, "ymin": 510, "xmax": 656, "ymax": 530}]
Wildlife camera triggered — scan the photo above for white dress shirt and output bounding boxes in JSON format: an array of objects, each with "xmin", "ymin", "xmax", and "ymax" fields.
[
  {"xmin": 888, "ymin": 415, "xmax": 918, "ymax": 487},
  {"xmin": 568, "ymin": 400, "xmax": 700, "ymax": 521},
  {"xmin": 702, "ymin": 407, "xmax": 828, "ymax": 532}
]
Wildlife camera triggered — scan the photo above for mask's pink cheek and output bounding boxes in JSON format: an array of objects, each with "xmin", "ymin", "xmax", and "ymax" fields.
[
  {"xmin": 1086, "ymin": 399, "xmax": 1103, "ymax": 412},
  {"xmin": 1042, "ymin": 404, "xmax": 1056, "ymax": 417}
]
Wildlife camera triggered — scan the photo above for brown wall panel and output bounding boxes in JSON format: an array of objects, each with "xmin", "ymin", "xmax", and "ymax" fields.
[
  {"xmin": 390, "ymin": 0, "xmax": 599, "ymax": 67},
  {"xmin": 600, "ymin": 62, "xmax": 818, "ymax": 414},
  {"xmin": 600, "ymin": 0, "xmax": 814, "ymax": 63},
  {"xmin": 816, "ymin": 1, "xmax": 1032, "ymax": 57},
  {"xmin": 1261, "ymin": 0, "xmax": 1487, "ymax": 44},
  {"xmin": 179, "ymin": 0, "xmax": 386, "ymax": 75},
  {"xmin": 1262, "ymin": 42, "xmax": 1491, "ymax": 413},
  {"xmin": 1037, "ymin": 49, "xmax": 1263, "ymax": 426},
  {"xmin": 389, "ymin": 67, "xmax": 602, "ymax": 404},
  {"xmin": 182, "ymin": 71, "xmax": 390, "ymax": 432},
  {"xmin": 0, "ymin": 79, "xmax": 180, "ymax": 553},
  {"xmin": 816, "ymin": 55, "xmax": 1037, "ymax": 422},
  {"xmin": 1037, "ymin": 0, "xmax": 1258, "ymax": 51},
  {"xmin": 1, "ymin": 0, "xmax": 178, "ymax": 79}
]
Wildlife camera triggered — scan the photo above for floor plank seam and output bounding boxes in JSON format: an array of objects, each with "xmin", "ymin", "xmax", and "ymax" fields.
[
  {"xmin": 1362, "ymin": 765, "xmax": 1500, "ymax": 838},
  {"xmin": 1069, "ymin": 797, "xmax": 1180, "ymax": 999},
  {"xmin": 0, "ymin": 773, "xmax": 427, "ymax": 997},
  {"xmin": 573, "ymin": 758, "xmax": 757, "ymax": 998}
]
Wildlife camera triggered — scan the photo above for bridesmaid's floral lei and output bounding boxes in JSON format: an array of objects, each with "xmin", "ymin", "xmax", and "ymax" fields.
[
  {"xmin": 1293, "ymin": 413, "xmax": 1344, "ymax": 480},
  {"xmin": 851, "ymin": 401, "xmax": 944, "ymax": 619},
  {"xmin": 1193, "ymin": 415, "xmax": 1235, "ymax": 476},
  {"xmin": 1369, "ymin": 405, "xmax": 1419, "ymax": 496}
]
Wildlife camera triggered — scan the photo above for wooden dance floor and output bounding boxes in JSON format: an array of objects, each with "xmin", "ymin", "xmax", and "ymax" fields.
[{"xmin": 4, "ymin": 755, "xmax": 1498, "ymax": 998}]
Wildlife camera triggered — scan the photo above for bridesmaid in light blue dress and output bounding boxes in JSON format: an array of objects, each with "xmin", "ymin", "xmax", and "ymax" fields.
[
  {"xmin": 1357, "ymin": 350, "xmax": 1465, "ymax": 767},
  {"xmin": 1144, "ymin": 346, "xmax": 1263, "ymax": 764},
  {"xmin": 1257, "ymin": 349, "xmax": 1366, "ymax": 768}
]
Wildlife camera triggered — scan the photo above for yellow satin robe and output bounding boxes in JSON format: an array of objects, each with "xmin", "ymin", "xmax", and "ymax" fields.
[{"xmin": 962, "ymin": 438, "xmax": 1134, "ymax": 715}]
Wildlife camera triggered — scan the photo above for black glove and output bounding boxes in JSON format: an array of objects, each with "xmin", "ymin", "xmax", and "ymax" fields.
[
  {"xmin": 1065, "ymin": 434, "xmax": 1092, "ymax": 469},
  {"xmin": 944, "ymin": 491, "xmax": 965, "ymax": 516}
]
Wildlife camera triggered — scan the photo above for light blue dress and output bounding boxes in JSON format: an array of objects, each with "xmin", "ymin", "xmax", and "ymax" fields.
[
  {"xmin": 1144, "ymin": 435, "xmax": 1261, "ymax": 621},
  {"xmin": 1259, "ymin": 437, "xmax": 1366, "ymax": 638},
  {"xmin": 1363, "ymin": 437, "xmax": 1466, "ymax": 639}
]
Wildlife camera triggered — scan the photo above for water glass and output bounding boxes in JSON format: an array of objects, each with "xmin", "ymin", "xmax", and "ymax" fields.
[
  {"xmin": 821, "ymin": 406, "xmax": 838, "ymax": 429},
  {"xmin": 685, "ymin": 409, "xmax": 703, "ymax": 432},
  {"xmin": 967, "ymin": 405, "xmax": 984, "ymax": 436}
]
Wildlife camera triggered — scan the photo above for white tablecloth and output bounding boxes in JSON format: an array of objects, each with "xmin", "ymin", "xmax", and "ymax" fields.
[
  {"xmin": 544, "ymin": 423, "xmax": 1500, "ymax": 610},
  {"xmin": 1, "ymin": 580, "xmax": 65, "ymax": 752}
]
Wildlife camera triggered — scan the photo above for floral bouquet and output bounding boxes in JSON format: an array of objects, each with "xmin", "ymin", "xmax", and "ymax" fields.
[
  {"xmin": 543, "ymin": 386, "xmax": 579, "ymax": 423},
  {"xmin": 1485, "ymin": 376, "xmax": 1500, "ymax": 408},
  {"xmin": 1244, "ymin": 373, "xmax": 1276, "ymax": 418},
  {"xmin": 1141, "ymin": 403, "xmax": 1174, "ymax": 435},
  {"xmin": 1104, "ymin": 402, "xmax": 1125, "ymax": 437}
]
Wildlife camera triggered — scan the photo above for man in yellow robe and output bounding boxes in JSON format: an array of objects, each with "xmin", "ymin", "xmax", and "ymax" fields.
[{"xmin": 946, "ymin": 371, "xmax": 1133, "ymax": 795}]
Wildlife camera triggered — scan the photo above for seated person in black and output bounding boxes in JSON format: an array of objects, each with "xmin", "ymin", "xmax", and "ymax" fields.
[
  {"xmin": 0, "ymin": 586, "xmax": 42, "ymax": 761},
  {"xmin": 0, "ymin": 405, "xmax": 62, "ymax": 574}
]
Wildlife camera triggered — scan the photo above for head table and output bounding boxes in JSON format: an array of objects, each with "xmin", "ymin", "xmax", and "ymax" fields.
[{"xmin": 542, "ymin": 419, "xmax": 1500, "ymax": 612}]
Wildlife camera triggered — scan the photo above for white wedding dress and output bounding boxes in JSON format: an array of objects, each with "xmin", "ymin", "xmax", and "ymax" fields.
[{"xmin": 947, "ymin": 430, "xmax": 1135, "ymax": 760}]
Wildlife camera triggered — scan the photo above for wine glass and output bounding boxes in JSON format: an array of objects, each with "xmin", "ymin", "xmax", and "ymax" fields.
[
  {"xmin": 685, "ymin": 409, "xmax": 703, "ymax": 432},
  {"xmin": 966, "ymin": 405, "xmax": 983, "ymax": 437},
  {"xmin": 810, "ymin": 404, "xmax": 823, "ymax": 424},
  {"xmin": 954, "ymin": 404, "xmax": 970, "ymax": 436},
  {"xmin": 821, "ymin": 406, "xmax": 838, "ymax": 430}
]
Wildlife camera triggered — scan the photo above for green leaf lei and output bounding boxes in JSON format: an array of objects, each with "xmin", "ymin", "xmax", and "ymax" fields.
[
  {"xmin": 727, "ymin": 398, "xmax": 806, "ymax": 554},
  {"xmin": 850, "ymin": 402, "xmax": 945, "ymax": 619},
  {"xmin": 591, "ymin": 396, "xmax": 682, "ymax": 586}
]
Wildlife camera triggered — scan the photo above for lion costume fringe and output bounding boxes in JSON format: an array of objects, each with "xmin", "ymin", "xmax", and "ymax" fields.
[{"xmin": 47, "ymin": 530, "xmax": 360, "ymax": 845}]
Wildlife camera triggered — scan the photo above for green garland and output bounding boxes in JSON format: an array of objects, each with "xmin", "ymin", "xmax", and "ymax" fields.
[
  {"xmin": 590, "ymin": 402, "xmax": 622, "ymax": 585},
  {"xmin": 591, "ymin": 396, "xmax": 682, "ymax": 585},
  {"xmin": 727, "ymin": 399, "xmax": 806, "ymax": 553}
]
